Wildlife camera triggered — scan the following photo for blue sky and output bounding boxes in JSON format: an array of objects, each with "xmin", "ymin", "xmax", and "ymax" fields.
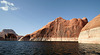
[{"xmin": 0, "ymin": 0, "xmax": 100, "ymax": 36}]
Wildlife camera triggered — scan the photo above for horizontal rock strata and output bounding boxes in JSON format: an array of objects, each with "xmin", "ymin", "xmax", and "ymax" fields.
[
  {"xmin": 78, "ymin": 14, "xmax": 100, "ymax": 44},
  {"xmin": 78, "ymin": 27, "xmax": 100, "ymax": 44}
]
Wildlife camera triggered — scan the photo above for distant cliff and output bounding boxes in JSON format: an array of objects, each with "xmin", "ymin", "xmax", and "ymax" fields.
[
  {"xmin": 19, "ymin": 17, "xmax": 88, "ymax": 41},
  {"xmin": 0, "ymin": 29, "xmax": 17, "ymax": 36},
  {"xmin": 0, "ymin": 29, "xmax": 18, "ymax": 41}
]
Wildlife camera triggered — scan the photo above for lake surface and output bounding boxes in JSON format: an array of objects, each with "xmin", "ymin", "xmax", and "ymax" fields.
[{"xmin": 0, "ymin": 41, "xmax": 100, "ymax": 55}]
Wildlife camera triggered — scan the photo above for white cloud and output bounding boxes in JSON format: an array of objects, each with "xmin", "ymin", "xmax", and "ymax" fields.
[
  {"xmin": 0, "ymin": 6, "xmax": 8, "ymax": 11},
  {"xmin": 0, "ymin": 0, "xmax": 18, "ymax": 11}
]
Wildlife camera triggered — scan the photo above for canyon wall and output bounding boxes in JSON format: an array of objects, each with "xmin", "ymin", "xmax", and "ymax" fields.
[{"xmin": 19, "ymin": 17, "xmax": 88, "ymax": 41}]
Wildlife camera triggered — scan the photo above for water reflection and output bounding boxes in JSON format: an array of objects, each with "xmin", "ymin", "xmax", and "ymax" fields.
[{"xmin": 0, "ymin": 41, "xmax": 100, "ymax": 55}]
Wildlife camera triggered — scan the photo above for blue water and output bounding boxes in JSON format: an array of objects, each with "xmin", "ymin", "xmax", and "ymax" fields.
[{"xmin": 0, "ymin": 41, "xmax": 100, "ymax": 55}]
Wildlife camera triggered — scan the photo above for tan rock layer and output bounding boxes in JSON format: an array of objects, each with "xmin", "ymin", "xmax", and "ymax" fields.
[
  {"xmin": 78, "ymin": 27, "xmax": 100, "ymax": 44},
  {"xmin": 78, "ymin": 14, "xmax": 100, "ymax": 44}
]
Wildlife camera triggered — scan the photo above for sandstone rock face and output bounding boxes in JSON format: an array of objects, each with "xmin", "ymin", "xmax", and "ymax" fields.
[
  {"xmin": 0, "ymin": 29, "xmax": 18, "ymax": 41},
  {"xmin": 81, "ymin": 14, "xmax": 100, "ymax": 31},
  {"xmin": 78, "ymin": 14, "xmax": 100, "ymax": 44},
  {"xmin": 19, "ymin": 17, "xmax": 88, "ymax": 41}
]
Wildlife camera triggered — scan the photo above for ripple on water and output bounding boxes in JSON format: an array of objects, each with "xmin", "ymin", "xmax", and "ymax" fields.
[{"xmin": 0, "ymin": 41, "xmax": 100, "ymax": 55}]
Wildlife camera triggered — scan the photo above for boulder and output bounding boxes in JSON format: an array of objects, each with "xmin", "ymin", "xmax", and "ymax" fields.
[{"xmin": 78, "ymin": 14, "xmax": 100, "ymax": 44}]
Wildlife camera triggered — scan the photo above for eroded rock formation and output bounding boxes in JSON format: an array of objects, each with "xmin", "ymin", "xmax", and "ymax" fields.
[
  {"xmin": 0, "ymin": 29, "xmax": 18, "ymax": 41},
  {"xmin": 4, "ymin": 33, "xmax": 17, "ymax": 41},
  {"xmin": 78, "ymin": 14, "xmax": 100, "ymax": 44},
  {"xmin": 19, "ymin": 17, "xmax": 88, "ymax": 41}
]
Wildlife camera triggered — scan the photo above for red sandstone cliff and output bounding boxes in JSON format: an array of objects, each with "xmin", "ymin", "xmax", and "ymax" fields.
[{"xmin": 19, "ymin": 17, "xmax": 88, "ymax": 41}]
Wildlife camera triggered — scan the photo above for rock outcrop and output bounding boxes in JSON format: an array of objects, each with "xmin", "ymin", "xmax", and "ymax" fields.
[
  {"xmin": 19, "ymin": 17, "xmax": 88, "ymax": 41},
  {"xmin": 19, "ymin": 34, "xmax": 30, "ymax": 41},
  {"xmin": 78, "ymin": 14, "xmax": 100, "ymax": 44},
  {"xmin": 17, "ymin": 36, "xmax": 23, "ymax": 40},
  {"xmin": 0, "ymin": 29, "xmax": 18, "ymax": 41},
  {"xmin": 0, "ymin": 29, "xmax": 17, "ymax": 37},
  {"xmin": 4, "ymin": 33, "xmax": 17, "ymax": 41}
]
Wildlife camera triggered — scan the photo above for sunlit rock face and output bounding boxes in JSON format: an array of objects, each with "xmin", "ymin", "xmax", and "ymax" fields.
[
  {"xmin": 78, "ymin": 14, "xmax": 100, "ymax": 44},
  {"xmin": 19, "ymin": 17, "xmax": 88, "ymax": 41}
]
